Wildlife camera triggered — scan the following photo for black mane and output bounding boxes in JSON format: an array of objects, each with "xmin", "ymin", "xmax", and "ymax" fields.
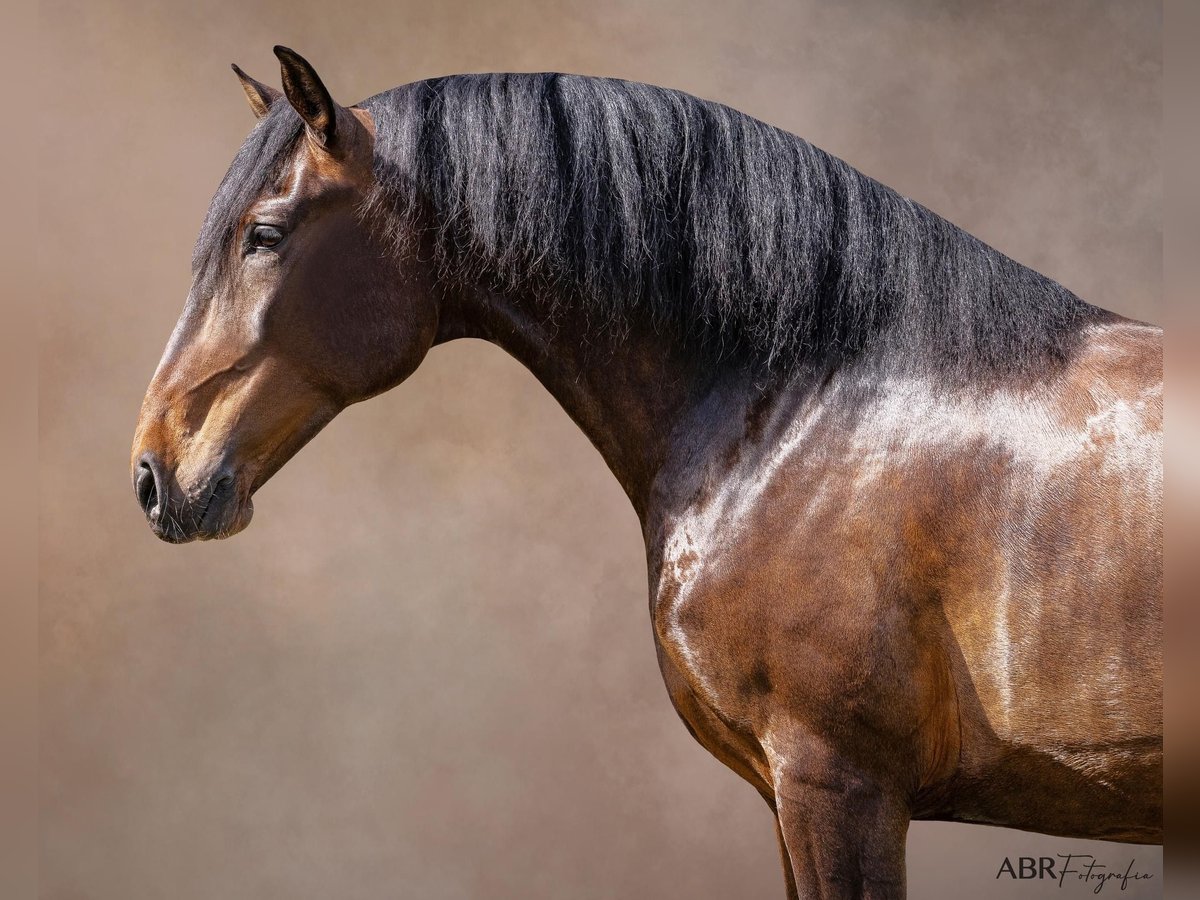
[{"xmin": 203, "ymin": 73, "xmax": 1106, "ymax": 376}]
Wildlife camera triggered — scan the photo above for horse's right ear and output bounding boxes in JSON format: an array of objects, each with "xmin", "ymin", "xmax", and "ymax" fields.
[{"xmin": 231, "ymin": 63, "xmax": 282, "ymax": 119}]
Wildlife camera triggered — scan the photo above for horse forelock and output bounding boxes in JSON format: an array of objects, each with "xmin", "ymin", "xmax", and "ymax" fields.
[
  {"xmin": 191, "ymin": 102, "xmax": 306, "ymax": 297},
  {"xmin": 358, "ymin": 72, "xmax": 1108, "ymax": 379}
]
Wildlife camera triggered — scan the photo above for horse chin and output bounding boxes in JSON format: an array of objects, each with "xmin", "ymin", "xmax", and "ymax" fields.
[
  {"xmin": 149, "ymin": 496, "xmax": 254, "ymax": 544},
  {"xmin": 198, "ymin": 497, "xmax": 254, "ymax": 542},
  {"xmin": 149, "ymin": 521, "xmax": 198, "ymax": 545}
]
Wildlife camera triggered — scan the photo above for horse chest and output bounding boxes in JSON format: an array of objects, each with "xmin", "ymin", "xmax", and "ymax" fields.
[
  {"xmin": 647, "ymin": 504, "xmax": 790, "ymax": 733},
  {"xmin": 649, "ymin": 529, "xmax": 777, "ymax": 787},
  {"xmin": 650, "ymin": 514, "xmax": 736, "ymax": 707}
]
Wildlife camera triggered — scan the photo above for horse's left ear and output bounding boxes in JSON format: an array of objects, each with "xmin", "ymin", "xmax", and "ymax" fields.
[
  {"xmin": 231, "ymin": 64, "xmax": 282, "ymax": 119},
  {"xmin": 273, "ymin": 45, "xmax": 340, "ymax": 148}
]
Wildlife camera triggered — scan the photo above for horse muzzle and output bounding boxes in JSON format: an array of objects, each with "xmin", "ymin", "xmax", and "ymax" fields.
[{"xmin": 132, "ymin": 450, "xmax": 253, "ymax": 543}]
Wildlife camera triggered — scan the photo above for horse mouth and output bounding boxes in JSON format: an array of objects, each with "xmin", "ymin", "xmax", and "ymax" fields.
[
  {"xmin": 195, "ymin": 475, "xmax": 234, "ymax": 530},
  {"xmin": 192, "ymin": 475, "xmax": 253, "ymax": 541},
  {"xmin": 144, "ymin": 473, "xmax": 253, "ymax": 543}
]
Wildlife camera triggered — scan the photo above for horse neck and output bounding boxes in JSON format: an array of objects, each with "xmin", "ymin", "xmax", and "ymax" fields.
[{"xmin": 435, "ymin": 284, "xmax": 716, "ymax": 522}]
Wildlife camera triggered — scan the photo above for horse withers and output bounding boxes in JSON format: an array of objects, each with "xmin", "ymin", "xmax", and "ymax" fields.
[{"xmin": 131, "ymin": 48, "xmax": 1162, "ymax": 898}]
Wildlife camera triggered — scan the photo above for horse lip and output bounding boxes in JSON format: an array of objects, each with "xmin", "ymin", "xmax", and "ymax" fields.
[
  {"xmin": 141, "ymin": 471, "xmax": 240, "ymax": 543},
  {"xmin": 195, "ymin": 474, "xmax": 238, "ymax": 536},
  {"xmin": 149, "ymin": 514, "xmax": 194, "ymax": 544}
]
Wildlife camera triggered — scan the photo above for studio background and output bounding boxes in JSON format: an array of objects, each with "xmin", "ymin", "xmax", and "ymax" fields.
[{"xmin": 39, "ymin": 1, "xmax": 1163, "ymax": 897}]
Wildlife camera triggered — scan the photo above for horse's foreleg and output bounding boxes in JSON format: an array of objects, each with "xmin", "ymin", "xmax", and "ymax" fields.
[
  {"xmin": 769, "ymin": 733, "xmax": 910, "ymax": 899},
  {"xmin": 774, "ymin": 814, "xmax": 800, "ymax": 900}
]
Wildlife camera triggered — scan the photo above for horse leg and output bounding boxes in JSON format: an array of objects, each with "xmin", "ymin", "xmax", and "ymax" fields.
[
  {"xmin": 769, "ymin": 731, "xmax": 910, "ymax": 899},
  {"xmin": 774, "ymin": 814, "xmax": 800, "ymax": 900}
]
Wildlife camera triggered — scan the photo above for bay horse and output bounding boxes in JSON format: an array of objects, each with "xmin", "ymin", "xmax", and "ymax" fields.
[{"xmin": 131, "ymin": 47, "xmax": 1163, "ymax": 898}]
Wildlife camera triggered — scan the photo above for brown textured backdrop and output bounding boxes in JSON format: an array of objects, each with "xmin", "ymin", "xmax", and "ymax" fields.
[{"xmin": 39, "ymin": 1, "xmax": 1163, "ymax": 897}]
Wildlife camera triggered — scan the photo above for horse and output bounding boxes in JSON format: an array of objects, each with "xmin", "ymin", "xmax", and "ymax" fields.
[{"xmin": 131, "ymin": 47, "xmax": 1163, "ymax": 898}]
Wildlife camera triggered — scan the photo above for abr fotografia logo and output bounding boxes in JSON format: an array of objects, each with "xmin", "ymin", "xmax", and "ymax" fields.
[{"xmin": 996, "ymin": 855, "xmax": 1155, "ymax": 893}]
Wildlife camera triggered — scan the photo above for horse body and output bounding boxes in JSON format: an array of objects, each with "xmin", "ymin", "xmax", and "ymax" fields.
[
  {"xmin": 643, "ymin": 317, "xmax": 1161, "ymax": 860},
  {"xmin": 132, "ymin": 50, "xmax": 1162, "ymax": 897},
  {"xmin": 443, "ymin": 279, "xmax": 1163, "ymax": 896}
]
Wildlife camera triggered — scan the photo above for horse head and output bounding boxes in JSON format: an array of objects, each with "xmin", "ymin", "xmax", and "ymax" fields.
[{"xmin": 131, "ymin": 48, "xmax": 438, "ymax": 541}]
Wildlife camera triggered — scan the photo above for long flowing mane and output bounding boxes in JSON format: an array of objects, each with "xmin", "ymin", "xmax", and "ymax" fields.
[{"xmin": 201, "ymin": 73, "xmax": 1107, "ymax": 377}]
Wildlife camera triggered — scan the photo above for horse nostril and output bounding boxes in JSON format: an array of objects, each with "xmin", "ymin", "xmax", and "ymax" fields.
[{"xmin": 135, "ymin": 456, "xmax": 162, "ymax": 520}]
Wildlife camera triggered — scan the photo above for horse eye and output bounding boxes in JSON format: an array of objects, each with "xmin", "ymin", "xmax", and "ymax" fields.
[{"xmin": 250, "ymin": 224, "xmax": 285, "ymax": 249}]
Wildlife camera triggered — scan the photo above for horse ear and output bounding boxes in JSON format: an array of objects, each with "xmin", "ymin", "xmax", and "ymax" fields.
[
  {"xmin": 231, "ymin": 64, "xmax": 282, "ymax": 119},
  {"xmin": 273, "ymin": 45, "xmax": 339, "ymax": 147}
]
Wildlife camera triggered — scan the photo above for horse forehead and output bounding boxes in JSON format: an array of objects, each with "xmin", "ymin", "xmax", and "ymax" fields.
[
  {"xmin": 271, "ymin": 146, "xmax": 342, "ymax": 201},
  {"xmin": 279, "ymin": 110, "xmax": 378, "ymax": 196}
]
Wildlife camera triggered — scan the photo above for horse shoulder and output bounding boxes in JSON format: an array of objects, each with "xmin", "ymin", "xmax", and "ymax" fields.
[{"xmin": 646, "ymin": 392, "xmax": 970, "ymax": 792}]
